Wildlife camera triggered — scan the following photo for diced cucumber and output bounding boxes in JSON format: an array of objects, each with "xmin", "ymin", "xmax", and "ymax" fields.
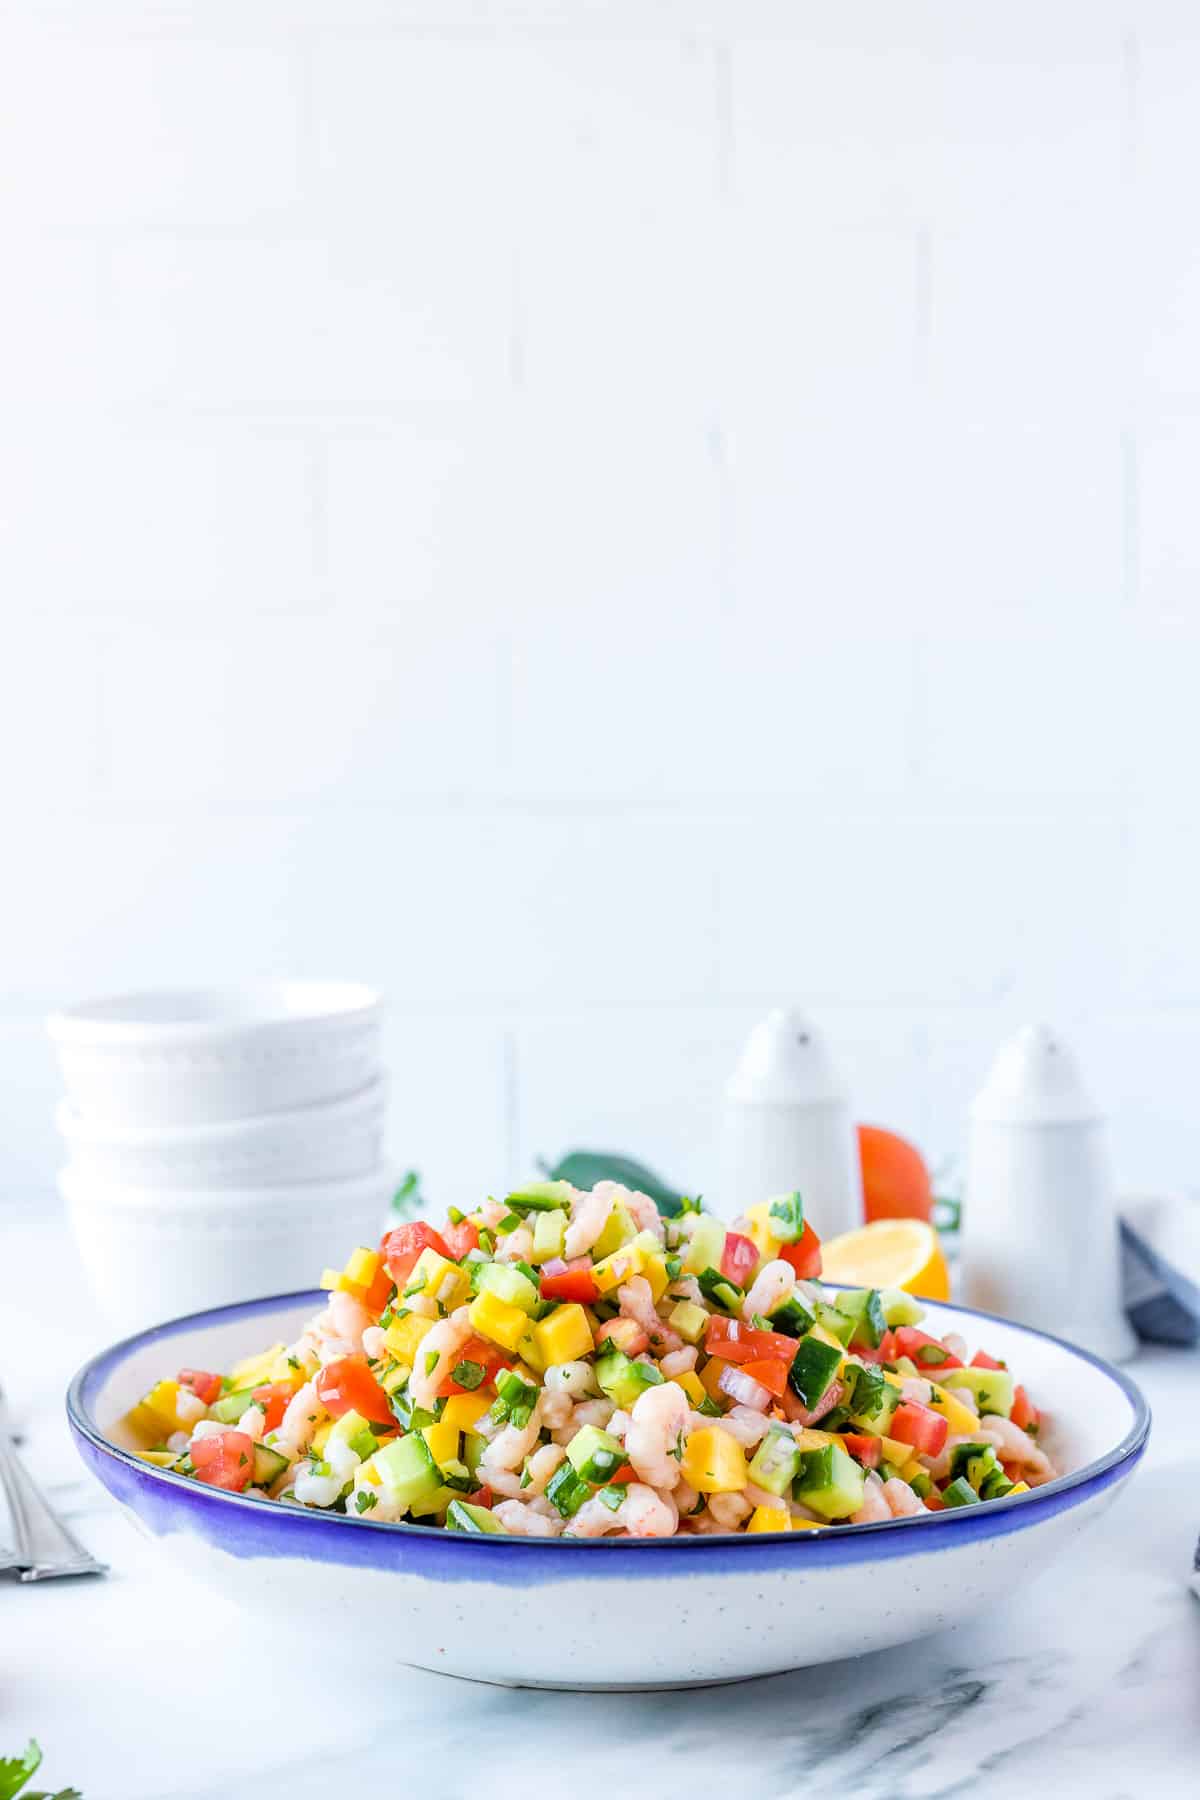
[
  {"xmin": 446, "ymin": 1498, "xmax": 508, "ymax": 1534},
  {"xmin": 681, "ymin": 1214, "xmax": 727, "ymax": 1277},
  {"xmin": 252, "ymin": 1443, "xmax": 290, "ymax": 1487},
  {"xmin": 940, "ymin": 1366, "xmax": 1015, "ymax": 1418},
  {"xmin": 813, "ymin": 1301, "xmax": 855, "ymax": 1346},
  {"xmin": 504, "ymin": 1180, "xmax": 576, "ymax": 1213},
  {"xmin": 328, "ymin": 1409, "xmax": 378, "ymax": 1461},
  {"xmin": 565, "ymin": 1424, "xmax": 626, "ymax": 1485},
  {"xmin": 594, "ymin": 1349, "xmax": 665, "ymax": 1409},
  {"xmin": 530, "ymin": 1209, "xmax": 568, "ymax": 1264},
  {"xmin": 487, "ymin": 1369, "xmax": 538, "ymax": 1428},
  {"xmin": 787, "ymin": 1335, "xmax": 843, "ymax": 1410},
  {"xmin": 765, "ymin": 1190, "xmax": 805, "ymax": 1244},
  {"xmin": 747, "ymin": 1426, "xmax": 803, "ymax": 1497},
  {"xmin": 208, "ymin": 1388, "xmax": 260, "ymax": 1424},
  {"xmin": 545, "ymin": 1461, "xmax": 592, "ymax": 1518},
  {"xmin": 948, "ymin": 1441, "xmax": 1013, "ymax": 1500},
  {"xmin": 843, "ymin": 1364, "xmax": 900, "ymax": 1435},
  {"xmin": 475, "ymin": 1261, "xmax": 540, "ymax": 1316},
  {"xmin": 880, "ymin": 1288, "xmax": 926, "ymax": 1327},
  {"xmin": 769, "ymin": 1290, "xmax": 816, "ymax": 1337},
  {"xmin": 793, "ymin": 1442, "xmax": 865, "ymax": 1520},
  {"xmin": 592, "ymin": 1201, "xmax": 637, "ymax": 1262},
  {"xmin": 941, "ymin": 1476, "xmax": 981, "ymax": 1508},
  {"xmin": 834, "ymin": 1288, "xmax": 888, "ymax": 1349},
  {"xmin": 372, "ymin": 1433, "xmax": 442, "ymax": 1510},
  {"xmin": 697, "ymin": 1267, "xmax": 743, "ymax": 1313},
  {"xmin": 463, "ymin": 1433, "xmax": 485, "ymax": 1479}
]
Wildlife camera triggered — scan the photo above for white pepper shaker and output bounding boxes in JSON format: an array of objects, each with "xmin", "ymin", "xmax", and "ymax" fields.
[
  {"xmin": 721, "ymin": 1007, "xmax": 861, "ymax": 1238},
  {"xmin": 964, "ymin": 1024, "xmax": 1136, "ymax": 1361}
]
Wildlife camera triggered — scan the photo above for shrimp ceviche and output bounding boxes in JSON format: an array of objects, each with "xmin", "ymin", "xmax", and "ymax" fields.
[{"xmin": 122, "ymin": 1183, "xmax": 1055, "ymax": 1537}]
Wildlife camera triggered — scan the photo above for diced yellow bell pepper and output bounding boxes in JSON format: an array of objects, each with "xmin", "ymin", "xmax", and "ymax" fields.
[
  {"xmin": 383, "ymin": 1312, "xmax": 435, "ymax": 1364},
  {"xmin": 406, "ymin": 1246, "xmax": 470, "ymax": 1310},
  {"xmin": 357, "ymin": 1460, "xmax": 382, "ymax": 1488},
  {"xmin": 441, "ymin": 1393, "xmax": 492, "ymax": 1435},
  {"xmin": 343, "ymin": 1245, "xmax": 380, "ymax": 1289},
  {"xmin": 468, "ymin": 1289, "xmax": 530, "ymax": 1354},
  {"xmin": 265, "ymin": 1352, "xmax": 307, "ymax": 1388},
  {"xmin": 668, "ymin": 1299, "xmax": 709, "ymax": 1344},
  {"xmin": 125, "ymin": 1379, "xmax": 195, "ymax": 1441},
  {"xmin": 312, "ymin": 1420, "xmax": 333, "ymax": 1454},
  {"xmin": 670, "ymin": 1370, "xmax": 706, "ymax": 1408},
  {"xmin": 899, "ymin": 1459, "xmax": 925, "ymax": 1483},
  {"xmin": 743, "ymin": 1201, "xmax": 777, "ymax": 1265},
  {"xmin": 135, "ymin": 1449, "xmax": 180, "ymax": 1468},
  {"xmin": 1008, "ymin": 1480, "xmax": 1030, "ymax": 1496},
  {"xmin": 421, "ymin": 1421, "xmax": 461, "ymax": 1468},
  {"xmin": 643, "ymin": 1252, "xmax": 671, "ymax": 1305},
  {"xmin": 698, "ymin": 1357, "xmax": 728, "ymax": 1406},
  {"xmin": 680, "ymin": 1425, "xmax": 748, "ymax": 1494},
  {"xmin": 746, "ymin": 1504, "xmax": 791, "ymax": 1533},
  {"xmin": 533, "ymin": 1302, "xmax": 594, "ymax": 1367},
  {"xmin": 925, "ymin": 1382, "xmax": 981, "ymax": 1437},
  {"xmin": 788, "ymin": 1517, "xmax": 825, "ymax": 1531},
  {"xmin": 319, "ymin": 1269, "xmax": 342, "ymax": 1291},
  {"xmin": 880, "ymin": 1435, "xmax": 911, "ymax": 1466}
]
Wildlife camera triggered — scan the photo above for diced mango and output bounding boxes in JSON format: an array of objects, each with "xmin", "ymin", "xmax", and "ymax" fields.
[
  {"xmin": 670, "ymin": 1370, "xmax": 706, "ymax": 1408},
  {"xmin": 266, "ymin": 1352, "xmax": 307, "ymax": 1388},
  {"xmin": 406, "ymin": 1246, "xmax": 470, "ymax": 1310},
  {"xmin": 441, "ymin": 1393, "xmax": 492, "ymax": 1435},
  {"xmin": 126, "ymin": 1379, "xmax": 195, "ymax": 1440},
  {"xmin": 383, "ymin": 1312, "xmax": 435, "ymax": 1364},
  {"xmin": 135, "ymin": 1449, "xmax": 180, "ymax": 1468},
  {"xmin": 643, "ymin": 1252, "xmax": 671, "ymax": 1305},
  {"xmin": 533, "ymin": 1302, "xmax": 594, "ymax": 1367},
  {"xmin": 591, "ymin": 1200, "xmax": 636, "ymax": 1262},
  {"xmin": 231, "ymin": 1342, "xmax": 288, "ymax": 1386},
  {"xmin": 680, "ymin": 1425, "xmax": 748, "ymax": 1494},
  {"xmin": 788, "ymin": 1517, "xmax": 825, "ymax": 1531},
  {"xmin": 925, "ymin": 1382, "xmax": 981, "ymax": 1437},
  {"xmin": 668, "ymin": 1299, "xmax": 709, "ymax": 1344},
  {"xmin": 1008, "ymin": 1480, "xmax": 1030, "ymax": 1496},
  {"xmin": 343, "ymin": 1245, "xmax": 380, "ymax": 1289},
  {"xmin": 516, "ymin": 1329, "xmax": 547, "ymax": 1376},
  {"xmin": 591, "ymin": 1241, "xmax": 648, "ymax": 1295},
  {"xmin": 421, "ymin": 1420, "xmax": 461, "ymax": 1468},
  {"xmin": 468, "ymin": 1290, "xmax": 530, "ymax": 1353},
  {"xmin": 746, "ymin": 1504, "xmax": 792, "ymax": 1533},
  {"xmin": 380, "ymin": 1360, "xmax": 411, "ymax": 1395},
  {"xmin": 792, "ymin": 1427, "xmax": 837, "ymax": 1453},
  {"xmin": 899, "ymin": 1459, "xmax": 925, "ymax": 1484},
  {"xmin": 880, "ymin": 1435, "xmax": 911, "ymax": 1466},
  {"xmin": 312, "ymin": 1420, "xmax": 333, "ymax": 1454},
  {"xmin": 319, "ymin": 1269, "xmax": 341, "ymax": 1291},
  {"xmin": 743, "ymin": 1201, "xmax": 777, "ymax": 1265},
  {"xmin": 698, "ymin": 1357, "xmax": 728, "ymax": 1406}
]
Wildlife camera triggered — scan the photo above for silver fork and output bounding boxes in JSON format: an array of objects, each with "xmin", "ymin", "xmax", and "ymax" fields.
[{"xmin": 0, "ymin": 1379, "xmax": 108, "ymax": 1581}]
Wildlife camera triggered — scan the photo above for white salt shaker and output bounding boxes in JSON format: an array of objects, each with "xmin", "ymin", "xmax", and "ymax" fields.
[
  {"xmin": 964, "ymin": 1024, "xmax": 1136, "ymax": 1362},
  {"xmin": 721, "ymin": 1007, "xmax": 861, "ymax": 1238}
]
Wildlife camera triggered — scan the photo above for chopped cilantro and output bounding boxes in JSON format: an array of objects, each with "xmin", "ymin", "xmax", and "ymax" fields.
[
  {"xmin": 354, "ymin": 1490, "xmax": 379, "ymax": 1514},
  {"xmin": 450, "ymin": 1359, "xmax": 485, "ymax": 1391}
]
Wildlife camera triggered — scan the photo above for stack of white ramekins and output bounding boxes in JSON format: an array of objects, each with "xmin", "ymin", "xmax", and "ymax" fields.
[{"xmin": 49, "ymin": 984, "xmax": 392, "ymax": 1334}]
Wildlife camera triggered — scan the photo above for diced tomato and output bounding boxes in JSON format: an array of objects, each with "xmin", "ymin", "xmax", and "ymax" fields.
[
  {"xmin": 609, "ymin": 1462, "xmax": 635, "ymax": 1485},
  {"xmin": 778, "ymin": 1219, "xmax": 822, "ymax": 1280},
  {"xmin": 924, "ymin": 1494, "xmax": 946, "ymax": 1511},
  {"xmin": 379, "ymin": 1221, "xmax": 449, "ymax": 1287},
  {"xmin": 887, "ymin": 1399, "xmax": 949, "ymax": 1459},
  {"xmin": 596, "ymin": 1317, "xmax": 649, "ymax": 1358},
  {"xmin": 1010, "ymin": 1384, "xmax": 1038, "ymax": 1432},
  {"xmin": 191, "ymin": 1429, "xmax": 255, "ymax": 1492},
  {"xmin": 437, "ymin": 1335, "xmax": 508, "ymax": 1397},
  {"xmin": 971, "ymin": 1349, "xmax": 1006, "ymax": 1371},
  {"xmin": 841, "ymin": 1432, "xmax": 883, "ymax": 1468},
  {"xmin": 892, "ymin": 1327, "xmax": 963, "ymax": 1372},
  {"xmin": 720, "ymin": 1231, "xmax": 759, "ymax": 1287},
  {"xmin": 250, "ymin": 1381, "xmax": 294, "ymax": 1432},
  {"xmin": 363, "ymin": 1262, "xmax": 394, "ymax": 1316},
  {"xmin": 539, "ymin": 1263, "xmax": 599, "ymax": 1304},
  {"xmin": 316, "ymin": 1355, "xmax": 394, "ymax": 1426},
  {"xmin": 177, "ymin": 1368, "xmax": 221, "ymax": 1407},
  {"xmin": 704, "ymin": 1315, "xmax": 797, "ymax": 1366},
  {"xmin": 442, "ymin": 1218, "xmax": 480, "ymax": 1261},
  {"xmin": 468, "ymin": 1484, "xmax": 494, "ymax": 1509},
  {"xmin": 739, "ymin": 1357, "xmax": 790, "ymax": 1399},
  {"xmin": 1000, "ymin": 1459, "xmax": 1024, "ymax": 1484}
]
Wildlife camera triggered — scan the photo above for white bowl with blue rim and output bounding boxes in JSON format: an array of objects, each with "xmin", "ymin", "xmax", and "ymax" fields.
[{"xmin": 67, "ymin": 1292, "xmax": 1150, "ymax": 1691}]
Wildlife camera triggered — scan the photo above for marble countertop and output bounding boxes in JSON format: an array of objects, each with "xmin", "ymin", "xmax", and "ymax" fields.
[{"xmin": 4, "ymin": 1213, "xmax": 1198, "ymax": 1800}]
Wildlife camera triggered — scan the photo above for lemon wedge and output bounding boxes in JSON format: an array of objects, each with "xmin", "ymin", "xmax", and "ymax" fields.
[{"xmin": 818, "ymin": 1219, "xmax": 950, "ymax": 1301}]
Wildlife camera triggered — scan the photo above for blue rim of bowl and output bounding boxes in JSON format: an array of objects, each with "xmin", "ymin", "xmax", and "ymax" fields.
[{"xmin": 66, "ymin": 1286, "xmax": 1152, "ymax": 1563}]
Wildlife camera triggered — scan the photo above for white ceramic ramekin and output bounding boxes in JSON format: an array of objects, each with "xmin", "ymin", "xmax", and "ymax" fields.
[
  {"xmin": 61, "ymin": 1164, "xmax": 395, "ymax": 1335},
  {"xmin": 56, "ymin": 1076, "xmax": 387, "ymax": 1189},
  {"xmin": 48, "ymin": 984, "xmax": 382, "ymax": 1127}
]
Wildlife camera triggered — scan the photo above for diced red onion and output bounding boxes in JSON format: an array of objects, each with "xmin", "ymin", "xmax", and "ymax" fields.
[
  {"xmin": 540, "ymin": 1257, "xmax": 568, "ymax": 1276},
  {"xmin": 718, "ymin": 1364, "xmax": 772, "ymax": 1412}
]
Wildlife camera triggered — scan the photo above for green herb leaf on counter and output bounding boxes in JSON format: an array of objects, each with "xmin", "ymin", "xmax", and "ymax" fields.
[
  {"xmin": 391, "ymin": 1170, "xmax": 424, "ymax": 1217},
  {"xmin": 0, "ymin": 1743, "xmax": 42, "ymax": 1800}
]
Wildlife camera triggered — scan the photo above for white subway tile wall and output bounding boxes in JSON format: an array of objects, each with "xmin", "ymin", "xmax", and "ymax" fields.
[{"xmin": 2, "ymin": 2, "xmax": 1197, "ymax": 1214}]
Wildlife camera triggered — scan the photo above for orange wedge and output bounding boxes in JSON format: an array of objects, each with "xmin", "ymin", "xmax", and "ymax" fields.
[{"xmin": 817, "ymin": 1219, "xmax": 950, "ymax": 1301}]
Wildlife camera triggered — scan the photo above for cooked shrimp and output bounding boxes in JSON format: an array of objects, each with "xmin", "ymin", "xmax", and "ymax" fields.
[
  {"xmin": 659, "ymin": 1345, "xmax": 698, "ymax": 1378},
  {"xmin": 275, "ymin": 1381, "xmax": 322, "ymax": 1455},
  {"xmin": 851, "ymin": 1472, "xmax": 891, "ymax": 1523},
  {"xmin": 714, "ymin": 1405, "xmax": 773, "ymax": 1449},
  {"xmin": 942, "ymin": 1332, "xmax": 968, "ymax": 1362},
  {"xmin": 361, "ymin": 1325, "xmax": 387, "ymax": 1361},
  {"xmin": 495, "ymin": 1226, "xmax": 534, "ymax": 1263},
  {"xmin": 480, "ymin": 1396, "xmax": 544, "ymax": 1477},
  {"xmin": 486, "ymin": 1442, "xmax": 566, "ymax": 1499},
  {"xmin": 618, "ymin": 1276, "xmax": 681, "ymax": 1353},
  {"xmin": 569, "ymin": 1481, "xmax": 677, "ymax": 1539},
  {"xmin": 570, "ymin": 1397, "xmax": 616, "ymax": 1432},
  {"xmin": 708, "ymin": 1491, "xmax": 753, "ymax": 1530},
  {"xmin": 623, "ymin": 1188, "xmax": 666, "ymax": 1243},
  {"xmin": 625, "ymin": 1380, "xmax": 690, "ymax": 1489},
  {"xmin": 742, "ymin": 1259, "xmax": 794, "ymax": 1322},
  {"xmin": 328, "ymin": 1289, "xmax": 372, "ymax": 1351},
  {"xmin": 540, "ymin": 1389, "xmax": 574, "ymax": 1431},
  {"xmin": 674, "ymin": 1478, "xmax": 701, "ymax": 1516},
  {"xmin": 407, "ymin": 1305, "xmax": 472, "ymax": 1409},
  {"xmin": 882, "ymin": 1477, "xmax": 927, "ymax": 1519},
  {"xmin": 564, "ymin": 1182, "xmax": 618, "ymax": 1258},
  {"xmin": 543, "ymin": 1360, "xmax": 597, "ymax": 1399},
  {"xmin": 492, "ymin": 1498, "xmax": 564, "ymax": 1537},
  {"xmin": 979, "ymin": 1413, "xmax": 1055, "ymax": 1479}
]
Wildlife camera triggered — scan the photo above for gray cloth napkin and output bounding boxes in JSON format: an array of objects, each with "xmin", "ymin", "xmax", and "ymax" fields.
[{"xmin": 1119, "ymin": 1194, "xmax": 1200, "ymax": 1348}]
